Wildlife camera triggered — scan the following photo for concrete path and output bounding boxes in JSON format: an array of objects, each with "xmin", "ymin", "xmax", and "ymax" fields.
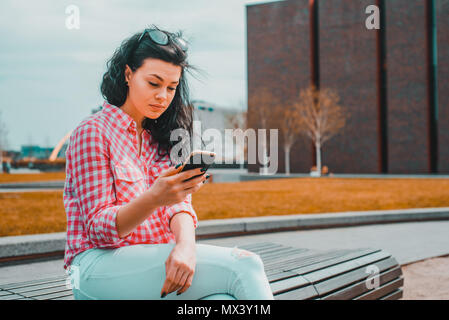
[{"xmin": 1, "ymin": 220, "xmax": 448, "ymax": 285}]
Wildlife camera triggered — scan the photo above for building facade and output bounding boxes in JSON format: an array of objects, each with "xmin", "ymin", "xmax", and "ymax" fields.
[{"xmin": 247, "ymin": 0, "xmax": 449, "ymax": 174}]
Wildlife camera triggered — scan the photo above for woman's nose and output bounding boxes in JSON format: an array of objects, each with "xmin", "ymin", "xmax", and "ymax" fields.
[{"xmin": 155, "ymin": 88, "xmax": 167, "ymax": 100}]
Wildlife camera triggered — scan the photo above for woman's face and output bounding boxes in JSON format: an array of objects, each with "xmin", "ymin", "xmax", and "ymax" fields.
[{"xmin": 124, "ymin": 58, "xmax": 182, "ymax": 120}]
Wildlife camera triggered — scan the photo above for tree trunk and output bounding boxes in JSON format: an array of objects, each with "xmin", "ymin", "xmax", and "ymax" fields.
[
  {"xmin": 315, "ymin": 142, "xmax": 322, "ymax": 177},
  {"xmin": 284, "ymin": 146, "xmax": 291, "ymax": 175},
  {"xmin": 260, "ymin": 133, "xmax": 268, "ymax": 175}
]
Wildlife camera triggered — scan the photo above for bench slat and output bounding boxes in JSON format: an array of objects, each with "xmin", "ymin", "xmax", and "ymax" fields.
[
  {"xmin": 321, "ymin": 266, "xmax": 402, "ymax": 300},
  {"xmin": 258, "ymin": 248, "xmax": 309, "ymax": 262},
  {"xmin": 301, "ymin": 251, "xmax": 392, "ymax": 283},
  {"xmin": 270, "ymin": 275, "xmax": 310, "ymax": 295},
  {"xmin": 380, "ymin": 289, "xmax": 403, "ymax": 300},
  {"xmin": 267, "ymin": 271, "xmax": 299, "ymax": 282},
  {"xmin": 264, "ymin": 250, "xmax": 347, "ymax": 273},
  {"xmin": 0, "ymin": 276, "xmax": 66, "ymax": 290},
  {"xmin": 21, "ymin": 286, "xmax": 73, "ymax": 299},
  {"xmin": 0, "ymin": 293, "xmax": 26, "ymax": 300},
  {"xmin": 355, "ymin": 277, "xmax": 404, "ymax": 300},
  {"xmin": 0, "ymin": 290, "xmax": 15, "ymax": 297},
  {"xmin": 11, "ymin": 280, "xmax": 68, "ymax": 294},
  {"xmin": 33, "ymin": 291, "xmax": 75, "ymax": 300},
  {"xmin": 290, "ymin": 248, "xmax": 381, "ymax": 275},
  {"xmin": 274, "ymin": 285, "xmax": 319, "ymax": 300},
  {"xmin": 53, "ymin": 294, "xmax": 75, "ymax": 300},
  {"xmin": 314, "ymin": 258, "xmax": 399, "ymax": 297}
]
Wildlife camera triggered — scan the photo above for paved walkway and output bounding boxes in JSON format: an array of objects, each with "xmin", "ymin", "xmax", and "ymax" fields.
[{"xmin": 1, "ymin": 220, "xmax": 448, "ymax": 285}]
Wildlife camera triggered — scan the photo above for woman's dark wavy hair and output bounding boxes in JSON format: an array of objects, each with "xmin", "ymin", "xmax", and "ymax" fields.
[{"xmin": 101, "ymin": 25, "xmax": 200, "ymax": 160}]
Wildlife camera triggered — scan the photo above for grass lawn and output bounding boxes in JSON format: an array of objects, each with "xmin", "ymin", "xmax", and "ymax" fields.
[
  {"xmin": 1, "ymin": 176, "xmax": 449, "ymax": 237},
  {"xmin": 0, "ymin": 172, "xmax": 65, "ymax": 183}
]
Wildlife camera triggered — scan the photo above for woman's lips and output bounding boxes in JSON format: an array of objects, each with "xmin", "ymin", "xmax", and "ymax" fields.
[{"xmin": 149, "ymin": 104, "xmax": 165, "ymax": 109}]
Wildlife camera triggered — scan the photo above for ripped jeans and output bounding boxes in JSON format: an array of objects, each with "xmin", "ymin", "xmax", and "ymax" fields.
[{"xmin": 68, "ymin": 243, "xmax": 274, "ymax": 300}]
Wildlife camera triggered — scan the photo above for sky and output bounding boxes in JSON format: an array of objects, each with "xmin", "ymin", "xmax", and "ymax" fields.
[{"xmin": 0, "ymin": 0, "xmax": 280, "ymax": 151}]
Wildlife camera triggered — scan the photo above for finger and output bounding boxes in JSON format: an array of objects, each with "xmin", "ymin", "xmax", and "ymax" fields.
[
  {"xmin": 176, "ymin": 272, "xmax": 190, "ymax": 295},
  {"xmin": 178, "ymin": 273, "xmax": 194, "ymax": 295},
  {"xmin": 159, "ymin": 164, "xmax": 184, "ymax": 178},
  {"xmin": 177, "ymin": 167, "xmax": 205, "ymax": 182},
  {"xmin": 161, "ymin": 262, "xmax": 177, "ymax": 297},
  {"xmin": 168, "ymin": 269, "xmax": 185, "ymax": 294},
  {"xmin": 181, "ymin": 173, "xmax": 207, "ymax": 189},
  {"xmin": 183, "ymin": 184, "xmax": 202, "ymax": 196}
]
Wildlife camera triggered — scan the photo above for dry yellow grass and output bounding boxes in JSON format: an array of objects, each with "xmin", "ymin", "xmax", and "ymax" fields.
[
  {"xmin": 1, "ymin": 177, "xmax": 449, "ymax": 237},
  {"xmin": 0, "ymin": 172, "xmax": 65, "ymax": 184}
]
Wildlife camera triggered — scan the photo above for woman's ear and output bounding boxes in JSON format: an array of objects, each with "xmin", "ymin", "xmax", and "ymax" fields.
[{"xmin": 124, "ymin": 64, "xmax": 132, "ymax": 83}]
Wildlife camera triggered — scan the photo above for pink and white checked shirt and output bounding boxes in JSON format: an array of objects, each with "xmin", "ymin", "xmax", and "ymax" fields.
[{"xmin": 63, "ymin": 101, "xmax": 198, "ymax": 270}]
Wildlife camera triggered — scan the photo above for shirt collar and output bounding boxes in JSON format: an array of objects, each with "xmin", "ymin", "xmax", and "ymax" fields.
[
  {"xmin": 102, "ymin": 101, "xmax": 136, "ymax": 131},
  {"xmin": 101, "ymin": 101, "xmax": 152, "ymax": 142}
]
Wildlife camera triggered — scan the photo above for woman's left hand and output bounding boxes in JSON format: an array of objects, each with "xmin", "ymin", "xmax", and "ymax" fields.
[{"xmin": 161, "ymin": 241, "xmax": 196, "ymax": 297}]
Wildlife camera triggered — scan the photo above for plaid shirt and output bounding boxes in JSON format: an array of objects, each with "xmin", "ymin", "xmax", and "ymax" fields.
[{"xmin": 63, "ymin": 101, "xmax": 198, "ymax": 270}]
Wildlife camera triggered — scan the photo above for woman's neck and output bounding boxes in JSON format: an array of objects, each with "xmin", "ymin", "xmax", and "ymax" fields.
[{"xmin": 121, "ymin": 100, "xmax": 144, "ymax": 135}]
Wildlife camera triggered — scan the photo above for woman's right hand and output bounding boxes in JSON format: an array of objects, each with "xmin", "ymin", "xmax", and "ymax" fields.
[{"xmin": 147, "ymin": 166, "xmax": 208, "ymax": 208}]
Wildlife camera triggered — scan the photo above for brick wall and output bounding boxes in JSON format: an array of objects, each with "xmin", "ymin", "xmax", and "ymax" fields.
[
  {"xmin": 247, "ymin": 0, "xmax": 312, "ymax": 173},
  {"xmin": 436, "ymin": 0, "xmax": 449, "ymax": 173},
  {"xmin": 319, "ymin": 0, "xmax": 381, "ymax": 173},
  {"xmin": 385, "ymin": 0, "xmax": 430, "ymax": 173}
]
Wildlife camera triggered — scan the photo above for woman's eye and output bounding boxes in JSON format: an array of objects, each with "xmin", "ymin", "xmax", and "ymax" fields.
[{"xmin": 148, "ymin": 82, "xmax": 175, "ymax": 91}]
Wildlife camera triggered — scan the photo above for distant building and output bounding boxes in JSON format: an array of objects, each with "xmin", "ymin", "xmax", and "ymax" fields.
[
  {"xmin": 20, "ymin": 145, "xmax": 53, "ymax": 160},
  {"xmin": 191, "ymin": 100, "xmax": 245, "ymax": 164},
  {"xmin": 247, "ymin": 0, "xmax": 448, "ymax": 174}
]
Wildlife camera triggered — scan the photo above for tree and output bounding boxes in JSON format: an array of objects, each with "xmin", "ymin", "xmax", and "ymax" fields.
[
  {"xmin": 295, "ymin": 86, "xmax": 348, "ymax": 177},
  {"xmin": 225, "ymin": 110, "xmax": 248, "ymax": 169},
  {"xmin": 271, "ymin": 102, "xmax": 303, "ymax": 175},
  {"xmin": 247, "ymin": 88, "xmax": 276, "ymax": 174}
]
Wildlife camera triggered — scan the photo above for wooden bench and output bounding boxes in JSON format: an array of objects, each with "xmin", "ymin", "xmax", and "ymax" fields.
[{"xmin": 0, "ymin": 242, "xmax": 403, "ymax": 300}]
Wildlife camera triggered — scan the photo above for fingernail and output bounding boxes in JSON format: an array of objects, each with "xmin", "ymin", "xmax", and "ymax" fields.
[
  {"xmin": 175, "ymin": 163, "xmax": 182, "ymax": 169},
  {"xmin": 206, "ymin": 174, "xmax": 210, "ymax": 179},
  {"xmin": 161, "ymin": 292, "xmax": 166, "ymax": 298},
  {"xmin": 200, "ymin": 167, "xmax": 207, "ymax": 172}
]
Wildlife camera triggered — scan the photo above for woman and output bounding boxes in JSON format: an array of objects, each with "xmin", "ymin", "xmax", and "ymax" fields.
[{"xmin": 63, "ymin": 26, "xmax": 274, "ymax": 300}]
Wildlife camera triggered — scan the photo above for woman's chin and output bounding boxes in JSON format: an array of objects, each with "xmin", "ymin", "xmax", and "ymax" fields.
[{"xmin": 144, "ymin": 111, "xmax": 163, "ymax": 119}]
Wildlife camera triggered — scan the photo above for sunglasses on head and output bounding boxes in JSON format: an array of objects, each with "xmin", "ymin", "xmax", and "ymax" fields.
[{"xmin": 138, "ymin": 28, "xmax": 188, "ymax": 53}]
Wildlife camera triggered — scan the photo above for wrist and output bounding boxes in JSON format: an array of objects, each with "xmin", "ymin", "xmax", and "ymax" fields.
[
  {"xmin": 176, "ymin": 238, "xmax": 196, "ymax": 248},
  {"xmin": 170, "ymin": 212, "xmax": 196, "ymax": 245},
  {"xmin": 143, "ymin": 188, "xmax": 161, "ymax": 210}
]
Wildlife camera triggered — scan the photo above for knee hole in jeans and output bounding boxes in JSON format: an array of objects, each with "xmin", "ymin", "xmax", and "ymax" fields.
[{"xmin": 231, "ymin": 247, "xmax": 264, "ymax": 270}]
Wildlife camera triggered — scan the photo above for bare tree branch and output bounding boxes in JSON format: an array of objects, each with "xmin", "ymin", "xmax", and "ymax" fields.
[
  {"xmin": 295, "ymin": 85, "xmax": 348, "ymax": 147},
  {"xmin": 295, "ymin": 85, "xmax": 349, "ymax": 175}
]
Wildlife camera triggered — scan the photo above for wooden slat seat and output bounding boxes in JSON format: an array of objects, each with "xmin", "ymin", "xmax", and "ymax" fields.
[{"xmin": 0, "ymin": 242, "xmax": 403, "ymax": 300}]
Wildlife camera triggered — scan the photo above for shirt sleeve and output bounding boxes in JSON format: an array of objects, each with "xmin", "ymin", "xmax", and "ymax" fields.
[
  {"xmin": 67, "ymin": 123, "xmax": 132, "ymax": 247},
  {"xmin": 164, "ymin": 193, "xmax": 199, "ymax": 231}
]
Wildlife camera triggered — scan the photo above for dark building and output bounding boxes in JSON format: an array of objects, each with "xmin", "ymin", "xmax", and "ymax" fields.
[
  {"xmin": 20, "ymin": 145, "xmax": 53, "ymax": 160},
  {"xmin": 247, "ymin": 0, "xmax": 449, "ymax": 174}
]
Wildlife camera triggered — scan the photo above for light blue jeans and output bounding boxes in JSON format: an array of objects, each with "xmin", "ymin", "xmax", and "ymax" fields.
[{"xmin": 69, "ymin": 243, "xmax": 274, "ymax": 300}]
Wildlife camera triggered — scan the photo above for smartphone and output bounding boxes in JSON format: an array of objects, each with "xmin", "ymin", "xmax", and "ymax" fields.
[{"xmin": 179, "ymin": 150, "xmax": 216, "ymax": 182}]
